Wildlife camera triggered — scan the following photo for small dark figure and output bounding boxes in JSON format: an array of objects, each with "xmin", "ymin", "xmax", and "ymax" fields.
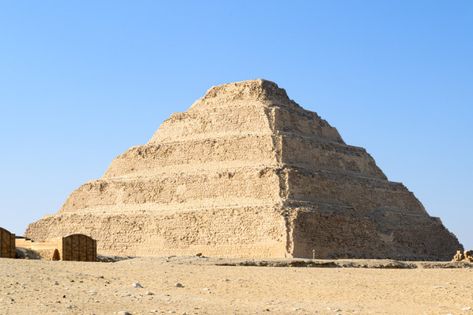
[{"xmin": 52, "ymin": 249, "xmax": 60, "ymax": 261}]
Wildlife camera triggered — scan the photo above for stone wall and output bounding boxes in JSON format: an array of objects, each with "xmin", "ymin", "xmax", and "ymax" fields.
[
  {"xmin": 287, "ymin": 206, "xmax": 459, "ymax": 261},
  {"xmin": 281, "ymin": 134, "xmax": 386, "ymax": 179},
  {"xmin": 104, "ymin": 135, "xmax": 277, "ymax": 178},
  {"xmin": 27, "ymin": 206, "xmax": 287, "ymax": 258},
  {"xmin": 60, "ymin": 166, "xmax": 281, "ymax": 213}
]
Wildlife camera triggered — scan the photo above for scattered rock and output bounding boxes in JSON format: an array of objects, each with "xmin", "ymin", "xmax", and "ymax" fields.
[
  {"xmin": 97, "ymin": 255, "xmax": 132, "ymax": 263},
  {"xmin": 117, "ymin": 311, "xmax": 132, "ymax": 315},
  {"xmin": 145, "ymin": 291, "xmax": 154, "ymax": 296},
  {"xmin": 132, "ymin": 282, "xmax": 143, "ymax": 289},
  {"xmin": 462, "ymin": 306, "xmax": 472, "ymax": 311},
  {"xmin": 175, "ymin": 283, "xmax": 184, "ymax": 288}
]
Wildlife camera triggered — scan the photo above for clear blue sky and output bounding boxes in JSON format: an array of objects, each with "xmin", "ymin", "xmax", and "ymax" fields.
[{"xmin": 0, "ymin": 1, "xmax": 471, "ymax": 248}]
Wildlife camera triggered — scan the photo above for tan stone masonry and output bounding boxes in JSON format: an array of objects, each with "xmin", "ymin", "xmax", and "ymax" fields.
[{"xmin": 26, "ymin": 79, "xmax": 462, "ymax": 260}]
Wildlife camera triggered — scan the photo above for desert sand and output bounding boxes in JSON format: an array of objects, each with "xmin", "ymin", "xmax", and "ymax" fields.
[{"xmin": 1, "ymin": 257, "xmax": 472, "ymax": 315}]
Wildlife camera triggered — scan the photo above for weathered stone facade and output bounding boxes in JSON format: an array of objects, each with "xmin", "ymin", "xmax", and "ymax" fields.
[{"xmin": 26, "ymin": 79, "xmax": 462, "ymax": 260}]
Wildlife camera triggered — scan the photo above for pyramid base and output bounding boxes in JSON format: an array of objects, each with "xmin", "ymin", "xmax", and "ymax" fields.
[
  {"xmin": 26, "ymin": 205, "xmax": 461, "ymax": 260},
  {"xmin": 25, "ymin": 206, "xmax": 289, "ymax": 258},
  {"xmin": 289, "ymin": 207, "xmax": 461, "ymax": 261}
]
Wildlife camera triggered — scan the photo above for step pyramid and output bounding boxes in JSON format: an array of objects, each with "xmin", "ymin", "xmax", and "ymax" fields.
[{"xmin": 26, "ymin": 79, "xmax": 461, "ymax": 260}]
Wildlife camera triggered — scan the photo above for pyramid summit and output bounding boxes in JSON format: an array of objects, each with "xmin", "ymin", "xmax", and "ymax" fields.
[{"xmin": 26, "ymin": 79, "xmax": 461, "ymax": 260}]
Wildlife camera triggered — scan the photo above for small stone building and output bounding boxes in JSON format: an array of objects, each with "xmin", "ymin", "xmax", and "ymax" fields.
[{"xmin": 0, "ymin": 227, "xmax": 16, "ymax": 258}]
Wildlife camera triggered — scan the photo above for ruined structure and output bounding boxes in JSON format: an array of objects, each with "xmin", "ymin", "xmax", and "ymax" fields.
[{"xmin": 26, "ymin": 79, "xmax": 461, "ymax": 260}]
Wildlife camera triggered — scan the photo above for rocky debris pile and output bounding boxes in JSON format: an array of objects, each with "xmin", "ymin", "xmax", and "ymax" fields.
[
  {"xmin": 96, "ymin": 255, "xmax": 134, "ymax": 263},
  {"xmin": 452, "ymin": 250, "xmax": 473, "ymax": 262}
]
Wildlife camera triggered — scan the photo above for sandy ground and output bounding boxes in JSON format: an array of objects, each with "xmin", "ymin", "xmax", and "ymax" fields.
[{"xmin": 1, "ymin": 257, "xmax": 472, "ymax": 315}]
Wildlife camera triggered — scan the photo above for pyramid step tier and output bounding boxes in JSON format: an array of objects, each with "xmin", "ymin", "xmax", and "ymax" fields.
[
  {"xmin": 66, "ymin": 165, "xmax": 416, "ymax": 215},
  {"xmin": 152, "ymin": 102, "xmax": 344, "ymax": 144},
  {"xmin": 27, "ymin": 203, "xmax": 458, "ymax": 260},
  {"xmin": 285, "ymin": 167, "xmax": 425, "ymax": 215},
  {"xmin": 63, "ymin": 166, "xmax": 282, "ymax": 212},
  {"xmin": 105, "ymin": 134, "xmax": 384, "ymax": 179},
  {"xmin": 27, "ymin": 206, "xmax": 289, "ymax": 258}
]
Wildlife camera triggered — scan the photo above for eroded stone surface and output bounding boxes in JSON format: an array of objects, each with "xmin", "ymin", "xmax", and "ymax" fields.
[{"xmin": 26, "ymin": 79, "xmax": 462, "ymax": 260}]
